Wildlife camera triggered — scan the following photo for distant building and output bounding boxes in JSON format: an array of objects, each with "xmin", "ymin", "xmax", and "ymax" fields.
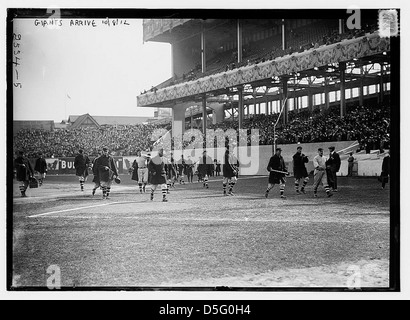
[{"xmin": 67, "ymin": 114, "xmax": 151, "ymax": 129}]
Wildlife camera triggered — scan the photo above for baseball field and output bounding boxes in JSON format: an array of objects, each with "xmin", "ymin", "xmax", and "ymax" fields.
[{"xmin": 10, "ymin": 173, "xmax": 391, "ymax": 289}]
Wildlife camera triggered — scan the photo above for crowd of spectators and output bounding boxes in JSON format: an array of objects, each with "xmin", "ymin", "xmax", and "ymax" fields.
[
  {"xmin": 14, "ymin": 101, "xmax": 389, "ymax": 159},
  {"xmin": 13, "ymin": 122, "xmax": 171, "ymax": 159},
  {"xmin": 140, "ymin": 21, "xmax": 379, "ymax": 92},
  {"xmin": 209, "ymin": 102, "xmax": 390, "ymax": 151}
]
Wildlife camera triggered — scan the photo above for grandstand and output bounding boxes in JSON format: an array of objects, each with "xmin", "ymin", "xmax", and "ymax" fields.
[{"xmin": 137, "ymin": 15, "xmax": 390, "ymax": 148}]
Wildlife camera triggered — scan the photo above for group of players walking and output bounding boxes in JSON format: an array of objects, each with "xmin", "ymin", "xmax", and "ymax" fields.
[
  {"xmin": 14, "ymin": 145, "xmax": 390, "ymax": 200},
  {"xmin": 265, "ymin": 146, "xmax": 341, "ymax": 199}
]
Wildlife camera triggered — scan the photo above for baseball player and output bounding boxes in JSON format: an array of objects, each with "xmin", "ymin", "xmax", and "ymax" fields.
[
  {"xmin": 312, "ymin": 148, "xmax": 333, "ymax": 198},
  {"xmin": 95, "ymin": 147, "xmax": 118, "ymax": 199},
  {"xmin": 265, "ymin": 148, "xmax": 287, "ymax": 199},
  {"xmin": 222, "ymin": 148, "xmax": 239, "ymax": 196},
  {"xmin": 148, "ymin": 148, "xmax": 169, "ymax": 202},
  {"xmin": 134, "ymin": 149, "xmax": 149, "ymax": 193},
  {"xmin": 293, "ymin": 146, "xmax": 309, "ymax": 194}
]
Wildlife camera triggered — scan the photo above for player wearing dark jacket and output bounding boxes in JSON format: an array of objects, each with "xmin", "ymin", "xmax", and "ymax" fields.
[
  {"xmin": 34, "ymin": 153, "xmax": 47, "ymax": 186},
  {"xmin": 222, "ymin": 148, "xmax": 239, "ymax": 196},
  {"xmin": 381, "ymin": 150, "xmax": 390, "ymax": 189},
  {"xmin": 326, "ymin": 146, "xmax": 341, "ymax": 192},
  {"xmin": 265, "ymin": 148, "xmax": 287, "ymax": 199},
  {"xmin": 14, "ymin": 150, "xmax": 34, "ymax": 197},
  {"xmin": 74, "ymin": 149, "xmax": 90, "ymax": 191},
  {"xmin": 148, "ymin": 148, "xmax": 169, "ymax": 202},
  {"xmin": 95, "ymin": 147, "xmax": 118, "ymax": 199},
  {"xmin": 293, "ymin": 146, "xmax": 309, "ymax": 194},
  {"xmin": 198, "ymin": 151, "xmax": 213, "ymax": 189}
]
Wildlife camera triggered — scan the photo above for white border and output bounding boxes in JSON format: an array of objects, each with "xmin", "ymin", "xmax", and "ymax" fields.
[{"xmin": 1, "ymin": 0, "xmax": 408, "ymax": 301}]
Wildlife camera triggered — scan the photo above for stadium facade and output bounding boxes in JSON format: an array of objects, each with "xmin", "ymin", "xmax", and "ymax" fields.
[{"xmin": 137, "ymin": 17, "xmax": 390, "ymax": 140}]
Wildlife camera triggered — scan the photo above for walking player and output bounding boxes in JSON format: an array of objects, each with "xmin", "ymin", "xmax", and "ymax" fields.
[
  {"xmin": 223, "ymin": 148, "xmax": 239, "ymax": 196},
  {"xmin": 148, "ymin": 148, "xmax": 169, "ymax": 202},
  {"xmin": 293, "ymin": 146, "xmax": 309, "ymax": 194},
  {"xmin": 198, "ymin": 150, "xmax": 213, "ymax": 189},
  {"xmin": 313, "ymin": 148, "xmax": 333, "ymax": 198},
  {"xmin": 326, "ymin": 146, "xmax": 341, "ymax": 192},
  {"xmin": 95, "ymin": 147, "xmax": 118, "ymax": 199},
  {"xmin": 74, "ymin": 149, "xmax": 90, "ymax": 191},
  {"xmin": 135, "ymin": 149, "xmax": 149, "ymax": 193},
  {"xmin": 265, "ymin": 148, "xmax": 287, "ymax": 199},
  {"xmin": 91, "ymin": 150, "xmax": 102, "ymax": 196},
  {"xmin": 14, "ymin": 150, "xmax": 34, "ymax": 197},
  {"xmin": 34, "ymin": 152, "xmax": 47, "ymax": 186}
]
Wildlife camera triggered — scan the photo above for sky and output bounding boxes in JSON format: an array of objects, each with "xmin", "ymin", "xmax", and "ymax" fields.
[{"xmin": 12, "ymin": 18, "xmax": 172, "ymax": 122}]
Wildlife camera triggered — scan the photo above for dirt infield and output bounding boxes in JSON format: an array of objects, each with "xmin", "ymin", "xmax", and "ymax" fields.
[{"xmin": 11, "ymin": 174, "xmax": 390, "ymax": 289}]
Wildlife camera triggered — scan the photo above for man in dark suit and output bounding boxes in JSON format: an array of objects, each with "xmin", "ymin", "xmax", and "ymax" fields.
[
  {"xmin": 326, "ymin": 146, "xmax": 341, "ymax": 192},
  {"xmin": 381, "ymin": 150, "xmax": 390, "ymax": 189}
]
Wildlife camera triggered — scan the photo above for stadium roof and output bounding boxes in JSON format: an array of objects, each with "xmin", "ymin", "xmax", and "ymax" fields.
[{"xmin": 68, "ymin": 114, "xmax": 150, "ymax": 126}]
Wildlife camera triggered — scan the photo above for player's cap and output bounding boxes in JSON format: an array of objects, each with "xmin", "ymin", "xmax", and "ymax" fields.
[
  {"xmin": 328, "ymin": 146, "xmax": 335, "ymax": 151},
  {"xmin": 297, "ymin": 146, "xmax": 302, "ymax": 150},
  {"xmin": 79, "ymin": 149, "xmax": 83, "ymax": 153},
  {"xmin": 318, "ymin": 148, "xmax": 323, "ymax": 151},
  {"xmin": 18, "ymin": 150, "xmax": 24, "ymax": 155},
  {"xmin": 276, "ymin": 148, "xmax": 282, "ymax": 152},
  {"xmin": 102, "ymin": 147, "xmax": 108, "ymax": 151}
]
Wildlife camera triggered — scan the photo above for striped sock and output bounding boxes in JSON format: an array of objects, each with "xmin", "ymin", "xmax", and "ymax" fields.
[
  {"xmin": 204, "ymin": 177, "xmax": 208, "ymax": 188},
  {"xmin": 162, "ymin": 188, "xmax": 167, "ymax": 199},
  {"xmin": 324, "ymin": 185, "xmax": 330, "ymax": 194},
  {"xmin": 266, "ymin": 185, "xmax": 274, "ymax": 193},
  {"xmin": 102, "ymin": 186, "xmax": 107, "ymax": 198},
  {"xmin": 106, "ymin": 187, "xmax": 111, "ymax": 197},
  {"xmin": 301, "ymin": 177, "xmax": 309, "ymax": 190},
  {"xmin": 229, "ymin": 182, "xmax": 236, "ymax": 193},
  {"xmin": 223, "ymin": 183, "xmax": 227, "ymax": 194},
  {"xmin": 280, "ymin": 184, "xmax": 285, "ymax": 196},
  {"xmin": 80, "ymin": 180, "xmax": 84, "ymax": 190},
  {"xmin": 19, "ymin": 185, "xmax": 26, "ymax": 195},
  {"xmin": 139, "ymin": 183, "xmax": 143, "ymax": 192},
  {"xmin": 295, "ymin": 180, "xmax": 300, "ymax": 192}
]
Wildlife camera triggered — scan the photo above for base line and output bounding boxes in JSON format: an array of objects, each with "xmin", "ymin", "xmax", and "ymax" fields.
[{"xmin": 28, "ymin": 203, "xmax": 116, "ymax": 218}]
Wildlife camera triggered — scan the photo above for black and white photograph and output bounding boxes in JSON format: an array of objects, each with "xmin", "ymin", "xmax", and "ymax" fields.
[{"xmin": 3, "ymin": 1, "xmax": 406, "ymax": 301}]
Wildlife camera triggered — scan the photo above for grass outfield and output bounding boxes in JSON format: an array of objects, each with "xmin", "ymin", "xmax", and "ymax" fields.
[{"xmin": 11, "ymin": 174, "xmax": 390, "ymax": 289}]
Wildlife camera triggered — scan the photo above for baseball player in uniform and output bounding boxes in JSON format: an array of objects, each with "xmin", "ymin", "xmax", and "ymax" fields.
[
  {"xmin": 312, "ymin": 148, "xmax": 333, "ymax": 198},
  {"xmin": 135, "ymin": 150, "xmax": 149, "ymax": 193}
]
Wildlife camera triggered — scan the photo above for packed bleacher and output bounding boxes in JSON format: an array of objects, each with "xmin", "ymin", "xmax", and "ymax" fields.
[
  {"xmin": 209, "ymin": 103, "xmax": 390, "ymax": 151},
  {"xmin": 141, "ymin": 20, "xmax": 378, "ymax": 94},
  {"xmin": 14, "ymin": 101, "xmax": 389, "ymax": 158},
  {"xmin": 13, "ymin": 123, "xmax": 171, "ymax": 158}
]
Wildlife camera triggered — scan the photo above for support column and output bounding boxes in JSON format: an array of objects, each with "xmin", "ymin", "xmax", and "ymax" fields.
[
  {"xmin": 379, "ymin": 62, "xmax": 384, "ymax": 104},
  {"xmin": 172, "ymin": 104, "xmax": 188, "ymax": 140},
  {"xmin": 282, "ymin": 77, "xmax": 288, "ymax": 125},
  {"xmin": 201, "ymin": 24, "xmax": 206, "ymax": 73},
  {"xmin": 324, "ymin": 77, "xmax": 330, "ymax": 109},
  {"xmin": 212, "ymin": 103, "xmax": 225, "ymax": 124},
  {"xmin": 237, "ymin": 19, "xmax": 243, "ymax": 64},
  {"xmin": 339, "ymin": 19, "xmax": 344, "ymax": 34},
  {"xmin": 202, "ymin": 95, "xmax": 207, "ymax": 137},
  {"xmin": 231, "ymin": 102, "xmax": 235, "ymax": 122},
  {"xmin": 308, "ymin": 90, "xmax": 313, "ymax": 112},
  {"xmin": 340, "ymin": 62, "xmax": 346, "ymax": 117},
  {"xmin": 359, "ymin": 66, "xmax": 364, "ymax": 106},
  {"xmin": 238, "ymin": 86, "xmax": 244, "ymax": 130},
  {"xmin": 281, "ymin": 19, "xmax": 286, "ymax": 50}
]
